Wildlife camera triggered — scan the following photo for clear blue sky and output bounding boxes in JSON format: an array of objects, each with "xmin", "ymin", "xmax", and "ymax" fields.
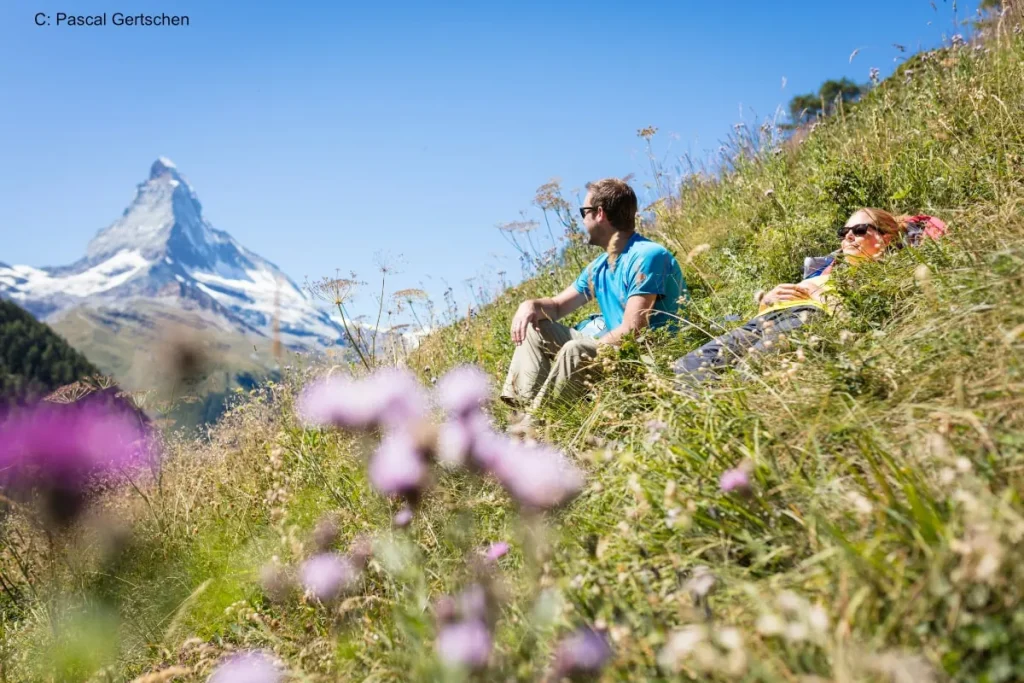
[{"xmin": 0, "ymin": 0, "xmax": 979, "ymax": 321}]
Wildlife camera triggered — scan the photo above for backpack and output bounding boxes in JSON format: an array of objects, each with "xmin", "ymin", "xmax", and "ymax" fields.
[{"xmin": 903, "ymin": 214, "xmax": 949, "ymax": 246}]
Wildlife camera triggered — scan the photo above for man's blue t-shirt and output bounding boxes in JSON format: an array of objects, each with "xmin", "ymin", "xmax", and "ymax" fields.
[{"xmin": 572, "ymin": 233, "xmax": 687, "ymax": 334}]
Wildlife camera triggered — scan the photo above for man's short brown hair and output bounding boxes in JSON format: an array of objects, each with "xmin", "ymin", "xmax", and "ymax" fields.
[{"xmin": 586, "ymin": 178, "xmax": 638, "ymax": 231}]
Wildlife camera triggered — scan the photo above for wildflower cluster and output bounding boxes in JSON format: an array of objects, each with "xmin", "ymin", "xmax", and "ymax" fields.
[{"xmin": 296, "ymin": 364, "xmax": 586, "ymax": 515}]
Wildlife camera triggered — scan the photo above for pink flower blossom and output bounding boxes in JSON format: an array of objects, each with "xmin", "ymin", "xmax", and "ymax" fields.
[
  {"xmin": 552, "ymin": 627, "xmax": 612, "ymax": 678},
  {"xmin": 483, "ymin": 541, "xmax": 509, "ymax": 562},
  {"xmin": 488, "ymin": 440, "xmax": 585, "ymax": 510},
  {"xmin": 720, "ymin": 467, "xmax": 752, "ymax": 494},
  {"xmin": 436, "ymin": 619, "xmax": 493, "ymax": 671},
  {"xmin": 437, "ymin": 412, "xmax": 492, "ymax": 468},
  {"xmin": 0, "ymin": 399, "xmax": 151, "ymax": 525},
  {"xmin": 209, "ymin": 651, "xmax": 282, "ymax": 683},
  {"xmin": 295, "ymin": 376, "xmax": 381, "ymax": 430},
  {"xmin": 368, "ymin": 367, "xmax": 430, "ymax": 430},
  {"xmin": 456, "ymin": 583, "xmax": 489, "ymax": 622},
  {"xmin": 296, "ymin": 368, "xmax": 427, "ymax": 432},
  {"xmin": 299, "ymin": 552, "xmax": 359, "ymax": 602},
  {"xmin": 436, "ymin": 420, "xmax": 474, "ymax": 467},
  {"xmin": 393, "ymin": 505, "xmax": 414, "ymax": 528},
  {"xmin": 368, "ymin": 431, "xmax": 428, "ymax": 500},
  {"xmin": 435, "ymin": 365, "xmax": 491, "ymax": 419}
]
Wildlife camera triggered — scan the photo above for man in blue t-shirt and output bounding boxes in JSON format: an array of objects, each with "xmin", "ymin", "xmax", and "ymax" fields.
[{"xmin": 500, "ymin": 178, "xmax": 687, "ymax": 416}]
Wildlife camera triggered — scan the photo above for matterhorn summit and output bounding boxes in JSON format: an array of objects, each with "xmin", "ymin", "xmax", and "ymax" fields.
[{"xmin": 0, "ymin": 158, "xmax": 344, "ymax": 349}]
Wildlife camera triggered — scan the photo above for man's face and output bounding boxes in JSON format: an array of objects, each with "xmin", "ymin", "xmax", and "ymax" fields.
[{"xmin": 581, "ymin": 191, "xmax": 602, "ymax": 245}]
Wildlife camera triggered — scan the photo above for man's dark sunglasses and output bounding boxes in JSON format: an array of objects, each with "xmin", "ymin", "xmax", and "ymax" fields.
[
  {"xmin": 579, "ymin": 206, "xmax": 600, "ymax": 219},
  {"xmin": 837, "ymin": 223, "xmax": 878, "ymax": 239}
]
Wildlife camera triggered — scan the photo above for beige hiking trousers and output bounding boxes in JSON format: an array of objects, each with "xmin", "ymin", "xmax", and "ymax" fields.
[{"xmin": 500, "ymin": 319, "xmax": 601, "ymax": 412}]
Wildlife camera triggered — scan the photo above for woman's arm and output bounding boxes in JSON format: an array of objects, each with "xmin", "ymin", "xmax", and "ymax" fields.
[{"xmin": 758, "ymin": 282, "xmax": 813, "ymax": 311}]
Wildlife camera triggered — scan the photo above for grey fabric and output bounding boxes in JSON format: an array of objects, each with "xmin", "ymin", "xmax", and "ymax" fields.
[{"xmin": 673, "ymin": 306, "xmax": 824, "ymax": 388}]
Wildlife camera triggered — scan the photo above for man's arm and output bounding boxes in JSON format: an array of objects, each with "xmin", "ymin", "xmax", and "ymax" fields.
[
  {"xmin": 598, "ymin": 293, "xmax": 658, "ymax": 346},
  {"xmin": 510, "ymin": 285, "xmax": 589, "ymax": 345}
]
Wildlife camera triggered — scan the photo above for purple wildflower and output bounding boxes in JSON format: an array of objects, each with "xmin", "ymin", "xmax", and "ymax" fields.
[
  {"xmin": 295, "ymin": 375, "xmax": 380, "ymax": 431},
  {"xmin": 437, "ymin": 412, "xmax": 492, "ymax": 468},
  {"xmin": 0, "ymin": 399, "xmax": 149, "ymax": 525},
  {"xmin": 436, "ymin": 619, "xmax": 493, "ymax": 671},
  {"xmin": 393, "ymin": 505, "xmax": 414, "ymax": 528},
  {"xmin": 467, "ymin": 427, "xmax": 511, "ymax": 471},
  {"xmin": 483, "ymin": 541, "xmax": 509, "ymax": 563},
  {"xmin": 488, "ymin": 440, "xmax": 585, "ymax": 510},
  {"xmin": 295, "ymin": 368, "xmax": 427, "ymax": 433},
  {"xmin": 456, "ymin": 583, "xmax": 490, "ymax": 622},
  {"xmin": 299, "ymin": 552, "xmax": 359, "ymax": 602},
  {"xmin": 436, "ymin": 419, "xmax": 473, "ymax": 467},
  {"xmin": 552, "ymin": 627, "xmax": 613, "ymax": 680},
  {"xmin": 366, "ymin": 367, "xmax": 430, "ymax": 430},
  {"xmin": 720, "ymin": 467, "xmax": 752, "ymax": 495},
  {"xmin": 435, "ymin": 365, "xmax": 491, "ymax": 419},
  {"xmin": 368, "ymin": 431, "xmax": 428, "ymax": 500},
  {"xmin": 209, "ymin": 650, "xmax": 281, "ymax": 683}
]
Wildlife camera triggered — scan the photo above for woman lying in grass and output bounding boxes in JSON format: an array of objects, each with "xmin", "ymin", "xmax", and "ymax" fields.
[{"xmin": 673, "ymin": 207, "xmax": 907, "ymax": 388}]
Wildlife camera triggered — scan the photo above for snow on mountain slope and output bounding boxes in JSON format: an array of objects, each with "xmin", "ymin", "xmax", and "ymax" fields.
[
  {"xmin": 0, "ymin": 250, "xmax": 149, "ymax": 298},
  {"xmin": 0, "ymin": 158, "xmax": 345, "ymax": 349}
]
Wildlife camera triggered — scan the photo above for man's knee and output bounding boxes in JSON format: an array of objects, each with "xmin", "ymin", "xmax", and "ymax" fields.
[
  {"xmin": 523, "ymin": 320, "xmax": 559, "ymax": 349},
  {"xmin": 556, "ymin": 339, "xmax": 597, "ymax": 365}
]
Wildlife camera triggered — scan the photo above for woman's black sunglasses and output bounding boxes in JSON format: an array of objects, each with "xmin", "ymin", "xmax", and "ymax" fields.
[{"xmin": 837, "ymin": 223, "xmax": 878, "ymax": 239}]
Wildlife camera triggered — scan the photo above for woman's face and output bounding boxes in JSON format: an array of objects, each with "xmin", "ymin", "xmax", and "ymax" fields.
[{"xmin": 840, "ymin": 210, "xmax": 890, "ymax": 262}]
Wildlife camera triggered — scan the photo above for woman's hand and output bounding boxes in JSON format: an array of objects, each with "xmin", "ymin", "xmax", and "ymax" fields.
[{"xmin": 760, "ymin": 283, "xmax": 812, "ymax": 307}]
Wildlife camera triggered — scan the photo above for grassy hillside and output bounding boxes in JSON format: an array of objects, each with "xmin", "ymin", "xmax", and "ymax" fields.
[{"xmin": 2, "ymin": 29, "xmax": 1023, "ymax": 682}]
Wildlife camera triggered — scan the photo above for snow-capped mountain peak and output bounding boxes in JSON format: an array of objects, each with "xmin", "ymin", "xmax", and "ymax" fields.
[
  {"xmin": 85, "ymin": 156, "xmax": 207, "ymax": 263},
  {"xmin": 1, "ymin": 159, "xmax": 345, "ymax": 349}
]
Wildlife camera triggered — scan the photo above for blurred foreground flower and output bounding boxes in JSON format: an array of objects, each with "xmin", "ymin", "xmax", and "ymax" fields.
[
  {"xmin": 483, "ymin": 541, "xmax": 509, "ymax": 562},
  {"xmin": 719, "ymin": 464, "xmax": 752, "ymax": 495},
  {"xmin": 369, "ymin": 430, "xmax": 430, "ymax": 501},
  {"xmin": 551, "ymin": 626, "xmax": 612, "ymax": 680},
  {"xmin": 297, "ymin": 362, "xmax": 587, "ymax": 512},
  {"xmin": 436, "ymin": 618, "xmax": 493, "ymax": 671},
  {"xmin": 393, "ymin": 504, "xmax": 414, "ymax": 528},
  {"xmin": 296, "ymin": 367, "xmax": 427, "ymax": 432},
  {"xmin": 300, "ymin": 552, "xmax": 360, "ymax": 603},
  {"xmin": 436, "ymin": 365, "xmax": 492, "ymax": 419},
  {"xmin": 209, "ymin": 650, "xmax": 282, "ymax": 683},
  {"xmin": 489, "ymin": 440, "xmax": 585, "ymax": 510},
  {"xmin": 0, "ymin": 399, "xmax": 151, "ymax": 525},
  {"xmin": 434, "ymin": 582, "xmax": 499, "ymax": 672}
]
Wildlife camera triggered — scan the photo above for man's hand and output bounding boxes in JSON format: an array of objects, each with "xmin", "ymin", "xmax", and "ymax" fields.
[
  {"xmin": 760, "ymin": 283, "xmax": 812, "ymax": 307},
  {"xmin": 511, "ymin": 300, "xmax": 544, "ymax": 345}
]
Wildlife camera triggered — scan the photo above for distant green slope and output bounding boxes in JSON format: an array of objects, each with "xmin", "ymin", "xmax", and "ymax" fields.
[
  {"xmin": 49, "ymin": 300, "xmax": 285, "ymax": 431},
  {"xmin": 0, "ymin": 298, "xmax": 101, "ymax": 403}
]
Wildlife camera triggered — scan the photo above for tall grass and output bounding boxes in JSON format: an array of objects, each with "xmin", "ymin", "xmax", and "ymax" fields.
[{"xmin": 2, "ymin": 24, "xmax": 1024, "ymax": 683}]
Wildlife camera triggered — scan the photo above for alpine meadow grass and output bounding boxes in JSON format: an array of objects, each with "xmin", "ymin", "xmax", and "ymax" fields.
[{"xmin": 2, "ymin": 21, "xmax": 1024, "ymax": 683}]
